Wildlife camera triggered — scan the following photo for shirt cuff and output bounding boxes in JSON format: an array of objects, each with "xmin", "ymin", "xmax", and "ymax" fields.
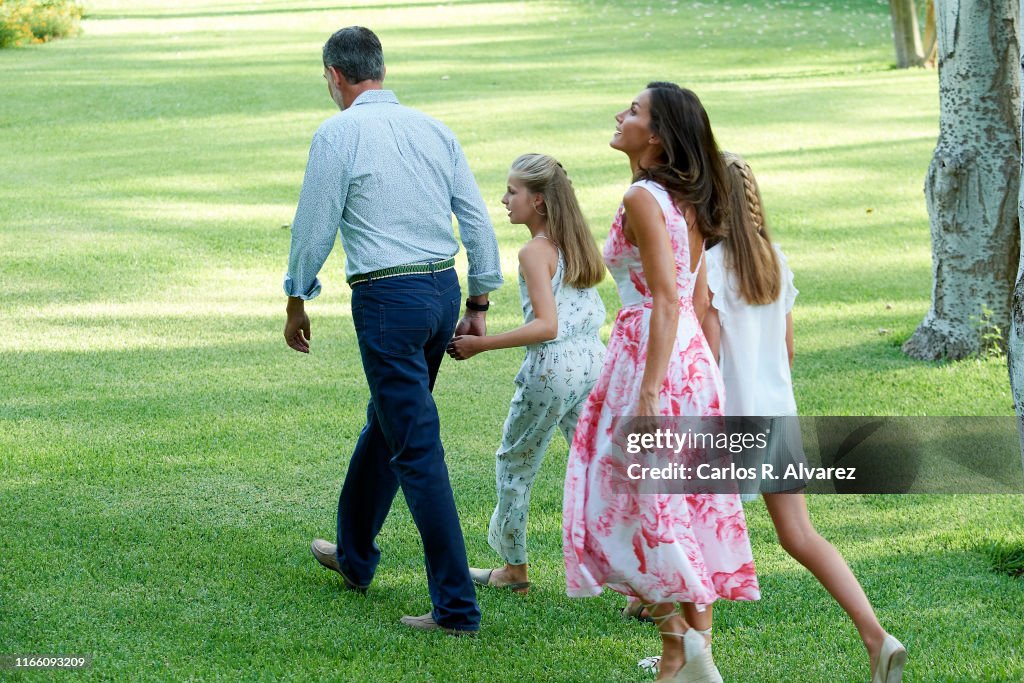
[
  {"xmin": 467, "ymin": 270, "xmax": 504, "ymax": 297},
  {"xmin": 283, "ymin": 274, "xmax": 322, "ymax": 300}
]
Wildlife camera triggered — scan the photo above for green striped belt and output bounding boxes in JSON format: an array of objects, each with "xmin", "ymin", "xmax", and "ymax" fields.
[{"xmin": 347, "ymin": 257, "xmax": 456, "ymax": 287}]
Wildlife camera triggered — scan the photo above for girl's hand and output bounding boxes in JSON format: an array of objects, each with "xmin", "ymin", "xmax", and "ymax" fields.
[{"xmin": 447, "ymin": 334, "xmax": 485, "ymax": 360}]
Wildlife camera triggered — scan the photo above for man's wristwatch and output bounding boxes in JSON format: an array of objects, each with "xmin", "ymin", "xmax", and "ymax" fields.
[{"xmin": 465, "ymin": 299, "xmax": 490, "ymax": 312}]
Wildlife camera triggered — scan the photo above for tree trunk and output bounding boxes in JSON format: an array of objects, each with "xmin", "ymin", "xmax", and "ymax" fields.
[
  {"xmin": 890, "ymin": 0, "xmax": 926, "ymax": 68},
  {"xmin": 903, "ymin": 0, "xmax": 1021, "ymax": 361},
  {"xmin": 922, "ymin": 0, "xmax": 938, "ymax": 68},
  {"xmin": 1009, "ymin": 0, "xmax": 1024, "ymax": 466}
]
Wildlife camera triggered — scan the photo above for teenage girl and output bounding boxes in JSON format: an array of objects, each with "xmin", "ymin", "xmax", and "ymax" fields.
[
  {"xmin": 447, "ymin": 153, "xmax": 606, "ymax": 593},
  {"xmin": 702, "ymin": 152, "xmax": 906, "ymax": 683}
]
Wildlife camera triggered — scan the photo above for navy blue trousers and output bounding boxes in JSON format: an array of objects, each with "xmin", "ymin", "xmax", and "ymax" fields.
[{"xmin": 336, "ymin": 269, "xmax": 480, "ymax": 631}]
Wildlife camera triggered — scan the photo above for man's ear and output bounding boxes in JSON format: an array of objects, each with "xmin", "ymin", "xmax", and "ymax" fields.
[
  {"xmin": 381, "ymin": 64, "xmax": 387, "ymax": 81},
  {"xmin": 327, "ymin": 65, "xmax": 347, "ymax": 87}
]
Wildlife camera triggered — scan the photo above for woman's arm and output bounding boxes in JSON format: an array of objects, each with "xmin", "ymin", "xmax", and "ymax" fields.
[
  {"xmin": 447, "ymin": 239, "xmax": 558, "ymax": 360},
  {"xmin": 702, "ymin": 292, "xmax": 721, "ymax": 365},
  {"xmin": 624, "ymin": 186, "xmax": 678, "ymax": 416},
  {"xmin": 785, "ymin": 311, "xmax": 794, "ymax": 369}
]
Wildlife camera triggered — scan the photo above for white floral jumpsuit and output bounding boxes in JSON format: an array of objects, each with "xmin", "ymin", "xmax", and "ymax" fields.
[{"xmin": 488, "ymin": 248, "xmax": 606, "ymax": 565}]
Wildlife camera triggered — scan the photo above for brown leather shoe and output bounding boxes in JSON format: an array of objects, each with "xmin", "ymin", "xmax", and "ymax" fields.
[
  {"xmin": 310, "ymin": 539, "xmax": 368, "ymax": 594},
  {"xmin": 399, "ymin": 613, "xmax": 478, "ymax": 637}
]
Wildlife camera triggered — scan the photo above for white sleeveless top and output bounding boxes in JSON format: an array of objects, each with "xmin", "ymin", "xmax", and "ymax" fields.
[{"xmin": 706, "ymin": 243, "xmax": 798, "ymax": 416}]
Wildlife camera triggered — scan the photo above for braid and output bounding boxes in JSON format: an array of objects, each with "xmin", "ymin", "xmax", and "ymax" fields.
[
  {"xmin": 720, "ymin": 152, "xmax": 781, "ymax": 305},
  {"xmin": 735, "ymin": 161, "xmax": 764, "ymax": 234}
]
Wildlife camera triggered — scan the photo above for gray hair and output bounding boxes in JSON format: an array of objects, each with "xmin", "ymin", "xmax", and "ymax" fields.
[{"xmin": 322, "ymin": 26, "xmax": 384, "ymax": 84}]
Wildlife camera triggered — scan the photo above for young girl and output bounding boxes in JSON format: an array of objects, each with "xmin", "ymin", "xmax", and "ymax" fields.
[
  {"xmin": 447, "ymin": 153, "xmax": 606, "ymax": 593},
  {"xmin": 701, "ymin": 152, "xmax": 906, "ymax": 683}
]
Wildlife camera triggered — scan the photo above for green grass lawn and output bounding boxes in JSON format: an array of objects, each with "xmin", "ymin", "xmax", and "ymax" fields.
[{"xmin": 1, "ymin": 0, "xmax": 1021, "ymax": 680}]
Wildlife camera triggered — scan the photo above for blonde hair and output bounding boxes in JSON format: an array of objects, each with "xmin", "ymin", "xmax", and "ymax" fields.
[
  {"xmin": 718, "ymin": 152, "xmax": 781, "ymax": 305},
  {"xmin": 509, "ymin": 153, "xmax": 605, "ymax": 289}
]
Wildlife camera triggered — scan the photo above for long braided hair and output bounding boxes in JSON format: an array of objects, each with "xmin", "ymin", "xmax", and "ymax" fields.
[
  {"xmin": 715, "ymin": 152, "xmax": 781, "ymax": 305},
  {"xmin": 635, "ymin": 82, "xmax": 728, "ymax": 241}
]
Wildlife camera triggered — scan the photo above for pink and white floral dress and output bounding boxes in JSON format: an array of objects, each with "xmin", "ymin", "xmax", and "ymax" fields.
[{"xmin": 562, "ymin": 180, "xmax": 760, "ymax": 606}]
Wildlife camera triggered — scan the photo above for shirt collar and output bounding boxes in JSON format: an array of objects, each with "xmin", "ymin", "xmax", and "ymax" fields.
[{"xmin": 351, "ymin": 89, "xmax": 399, "ymax": 106}]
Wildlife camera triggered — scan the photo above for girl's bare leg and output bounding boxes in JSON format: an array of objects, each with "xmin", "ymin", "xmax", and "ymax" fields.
[{"xmin": 763, "ymin": 493, "xmax": 887, "ymax": 672}]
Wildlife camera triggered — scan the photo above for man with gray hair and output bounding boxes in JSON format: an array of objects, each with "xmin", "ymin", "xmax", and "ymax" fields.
[{"xmin": 283, "ymin": 26, "xmax": 502, "ymax": 636}]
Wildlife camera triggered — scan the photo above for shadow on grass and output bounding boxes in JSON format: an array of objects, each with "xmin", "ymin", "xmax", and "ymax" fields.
[{"xmin": 89, "ymin": 0, "xmax": 518, "ymax": 22}]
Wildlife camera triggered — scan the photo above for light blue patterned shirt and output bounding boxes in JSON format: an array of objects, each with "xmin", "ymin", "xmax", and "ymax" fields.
[{"xmin": 283, "ymin": 89, "xmax": 503, "ymax": 299}]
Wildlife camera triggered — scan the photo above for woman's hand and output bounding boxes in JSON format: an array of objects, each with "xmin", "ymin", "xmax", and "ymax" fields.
[
  {"xmin": 447, "ymin": 334, "xmax": 486, "ymax": 360},
  {"xmin": 637, "ymin": 391, "xmax": 660, "ymax": 417},
  {"xmin": 628, "ymin": 392, "xmax": 663, "ymax": 450}
]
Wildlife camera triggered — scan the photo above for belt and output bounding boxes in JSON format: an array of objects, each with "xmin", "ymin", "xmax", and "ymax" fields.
[{"xmin": 347, "ymin": 258, "xmax": 456, "ymax": 287}]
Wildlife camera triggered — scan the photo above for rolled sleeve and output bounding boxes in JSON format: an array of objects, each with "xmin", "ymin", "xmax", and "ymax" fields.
[
  {"xmin": 283, "ymin": 131, "xmax": 349, "ymax": 300},
  {"xmin": 450, "ymin": 142, "xmax": 503, "ymax": 296}
]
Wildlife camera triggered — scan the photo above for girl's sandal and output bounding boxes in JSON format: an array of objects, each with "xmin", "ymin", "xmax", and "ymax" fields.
[
  {"xmin": 638, "ymin": 655, "xmax": 661, "ymax": 675},
  {"xmin": 469, "ymin": 567, "xmax": 530, "ymax": 594}
]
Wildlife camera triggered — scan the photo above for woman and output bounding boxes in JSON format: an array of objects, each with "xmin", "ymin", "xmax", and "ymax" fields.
[{"xmin": 562, "ymin": 83, "xmax": 759, "ymax": 683}]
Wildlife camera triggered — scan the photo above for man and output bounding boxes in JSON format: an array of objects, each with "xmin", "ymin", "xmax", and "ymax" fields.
[{"xmin": 283, "ymin": 26, "xmax": 502, "ymax": 636}]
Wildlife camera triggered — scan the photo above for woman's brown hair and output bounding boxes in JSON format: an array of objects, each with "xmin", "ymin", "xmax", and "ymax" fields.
[{"xmin": 636, "ymin": 82, "xmax": 728, "ymax": 242}]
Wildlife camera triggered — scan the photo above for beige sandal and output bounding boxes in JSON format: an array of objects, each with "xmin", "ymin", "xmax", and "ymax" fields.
[
  {"xmin": 644, "ymin": 604, "xmax": 722, "ymax": 683},
  {"xmin": 468, "ymin": 567, "xmax": 530, "ymax": 593},
  {"xmin": 872, "ymin": 634, "xmax": 907, "ymax": 683}
]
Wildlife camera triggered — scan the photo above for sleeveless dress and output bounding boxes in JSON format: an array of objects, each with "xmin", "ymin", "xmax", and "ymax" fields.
[
  {"xmin": 562, "ymin": 180, "xmax": 760, "ymax": 605},
  {"xmin": 488, "ymin": 246, "xmax": 606, "ymax": 566}
]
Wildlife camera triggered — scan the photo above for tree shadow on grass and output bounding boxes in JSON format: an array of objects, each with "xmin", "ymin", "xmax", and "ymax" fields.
[
  {"xmin": 3, "ymin": 334, "xmax": 1021, "ymax": 679},
  {"xmin": 90, "ymin": 0, "xmax": 519, "ymax": 22}
]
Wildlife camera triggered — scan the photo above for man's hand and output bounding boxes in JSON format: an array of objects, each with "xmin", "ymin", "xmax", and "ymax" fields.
[
  {"xmin": 447, "ymin": 334, "xmax": 485, "ymax": 360},
  {"xmin": 284, "ymin": 298, "xmax": 311, "ymax": 353},
  {"xmin": 455, "ymin": 311, "xmax": 486, "ymax": 337}
]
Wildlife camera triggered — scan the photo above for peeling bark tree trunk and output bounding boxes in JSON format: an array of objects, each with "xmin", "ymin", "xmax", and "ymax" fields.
[
  {"xmin": 903, "ymin": 0, "xmax": 1021, "ymax": 361},
  {"xmin": 890, "ymin": 0, "xmax": 925, "ymax": 68},
  {"xmin": 1008, "ymin": 0, "xmax": 1024, "ymax": 464}
]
